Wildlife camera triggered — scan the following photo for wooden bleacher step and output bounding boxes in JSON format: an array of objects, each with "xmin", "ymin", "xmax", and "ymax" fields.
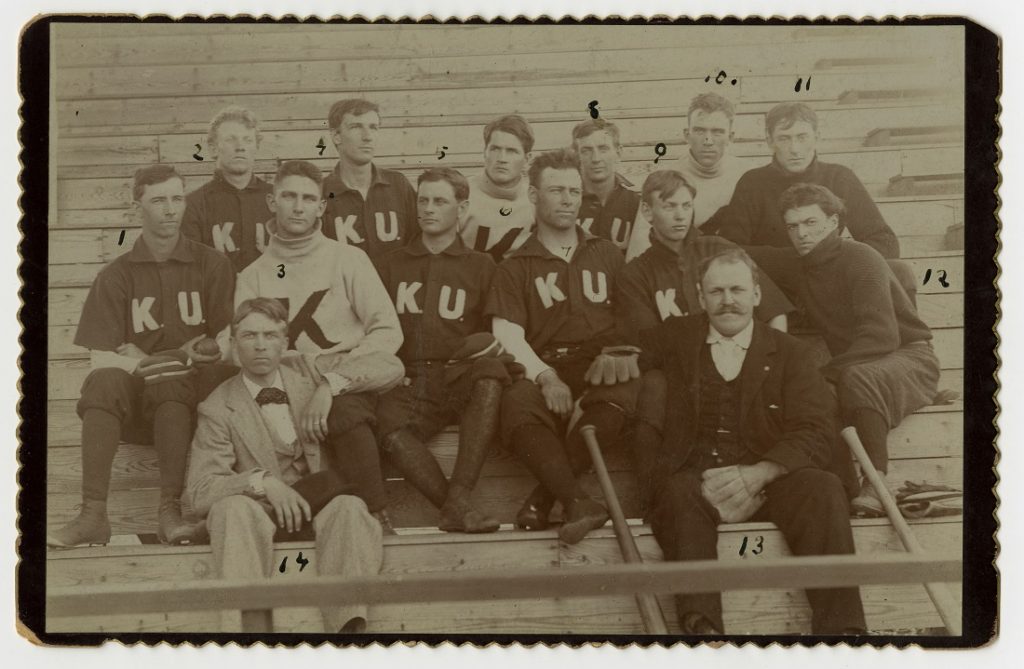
[
  {"xmin": 46, "ymin": 517, "xmax": 962, "ymax": 635},
  {"xmin": 837, "ymin": 88, "xmax": 947, "ymax": 105},
  {"xmin": 864, "ymin": 125, "xmax": 964, "ymax": 147},
  {"xmin": 888, "ymin": 174, "xmax": 965, "ymax": 197},
  {"xmin": 814, "ymin": 56, "xmax": 935, "ymax": 70}
]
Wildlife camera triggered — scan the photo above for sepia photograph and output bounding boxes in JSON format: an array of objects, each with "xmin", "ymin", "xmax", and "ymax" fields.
[{"xmin": 18, "ymin": 17, "xmax": 998, "ymax": 645}]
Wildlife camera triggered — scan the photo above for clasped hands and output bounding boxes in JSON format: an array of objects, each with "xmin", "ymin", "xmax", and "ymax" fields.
[{"xmin": 701, "ymin": 464, "xmax": 773, "ymax": 523}]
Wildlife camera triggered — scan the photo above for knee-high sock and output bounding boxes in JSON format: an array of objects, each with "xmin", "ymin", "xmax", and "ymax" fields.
[
  {"xmin": 509, "ymin": 425, "xmax": 583, "ymax": 507},
  {"xmin": 80, "ymin": 408, "xmax": 122, "ymax": 502},
  {"xmin": 329, "ymin": 423, "xmax": 388, "ymax": 513},
  {"xmin": 152, "ymin": 401, "xmax": 194, "ymax": 499},
  {"xmin": 848, "ymin": 407, "xmax": 890, "ymax": 475}
]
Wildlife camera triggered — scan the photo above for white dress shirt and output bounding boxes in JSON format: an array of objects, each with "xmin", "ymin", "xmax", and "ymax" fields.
[
  {"xmin": 242, "ymin": 370, "xmax": 299, "ymax": 446},
  {"xmin": 705, "ymin": 319, "xmax": 754, "ymax": 382}
]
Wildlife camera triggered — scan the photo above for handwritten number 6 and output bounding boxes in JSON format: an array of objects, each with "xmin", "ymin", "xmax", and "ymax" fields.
[{"xmin": 277, "ymin": 264, "xmax": 286, "ymax": 278}]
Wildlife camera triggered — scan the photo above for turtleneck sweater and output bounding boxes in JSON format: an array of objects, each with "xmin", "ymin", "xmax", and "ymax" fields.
[
  {"xmin": 235, "ymin": 219, "xmax": 403, "ymax": 379},
  {"xmin": 713, "ymin": 156, "xmax": 900, "ymax": 259},
  {"xmin": 460, "ymin": 171, "xmax": 535, "ymax": 262},
  {"xmin": 624, "ymin": 151, "xmax": 745, "ymax": 262},
  {"xmin": 796, "ymin": 232, "xmax": 930, "ymax": 377}
]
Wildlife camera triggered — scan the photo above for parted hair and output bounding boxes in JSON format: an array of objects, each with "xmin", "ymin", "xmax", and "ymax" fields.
[
  {"xmin": 571, "ymin": 118, "xmax": 621, "ymax": 148},
  {"xmin": 274, "ymin": 160, "xmax": 324, "ymax": 190},
  {"xmin": 641, "ymin": 169, "xmax": 697, "ymax": 206},
  {"xmin": 132, "ymin": 164, "xmax": 185, "ymax": 202},
  {"xmin": 528, "ymin": 148, "xmax": 580, "ymax": 188},
  {"xmin": 418, "ymin": 167, "xmax": 470, "ymax": 202},
  {"xmin": 328, "ymin": 98, "xmax": 381, "ymax": 130},
  {"xmin": 688, "ymin": 92, "xmax": 736, "ymax": 123},
  {"xmin": 777, "ymin": 183, "xmax": 846, "ymax": 218},
  {"xmin": 698, "ymin": 247, "xmax": 761, "ymax": 288},
  {"xmin": 765, "ymin": 102, "xmax": 819, "ymax": 137},
  {"xmin": 207, "ymin": 106, "xmax": 262, "ymax": 149},
  {"xmin": 483, "ymin": 114, "xmax": 535, "ymax": 154},
  {"xmin": 232, "ymin": 297, "xmax": 289, "ymax": 334}
]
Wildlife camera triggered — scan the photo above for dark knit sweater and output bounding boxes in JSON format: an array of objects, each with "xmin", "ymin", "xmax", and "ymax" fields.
[
  {"xmin": 713, "ymin": 157, "xmax": 900, "ymax": 259},
  {"xmin": 797, "ymin": 233, "xmax": 931, "ymax": 377}
]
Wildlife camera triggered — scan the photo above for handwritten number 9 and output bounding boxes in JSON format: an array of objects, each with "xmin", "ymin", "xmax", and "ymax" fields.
[{"xmin": 653, "ymin": 143, "xmax": 667, "ymax": 164}]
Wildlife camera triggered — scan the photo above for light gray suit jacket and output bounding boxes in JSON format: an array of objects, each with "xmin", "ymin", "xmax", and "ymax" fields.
[{"xmin": 186, "ymin": 363, "xmax": 324, "ymax": 518}]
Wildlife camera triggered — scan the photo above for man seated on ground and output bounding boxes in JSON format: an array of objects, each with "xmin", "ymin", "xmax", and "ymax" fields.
[
  {"xmin": 460, "ymin": 114, "xmax": 537, "ymax": 262},
  {"xmin": 617, "ymin": 169, "xmax": 793, "ymax": 340},
  {"xmin": 376, "ymin": 167, "xmax": 521, "ymax": 533},
  {"xmin": 48, "ymin": 164, "xmax": 235, "ymax": 548},
  {"xmin": 779, "ymin": 183, "xmax": 941, "ymax": 515},
  {"xmin": 487, "ymin": 148, "xmax": 642, "ymax": 544},
  {"xmin": 572, "ymin": 118, "xmax": 641, "ymax": 251},
  {"xmin": 320, "ymin": 98, "xmax": 417, "ymax": 264},
  {"xmin": 235, "ymin": 160, "xmax": 405, "ymax": 531},
  {"xmin": 181, "ymin": 106, "xmax": 273, "ymax": 273},
  {"xmin": 626, "ymin": 92, "xmax": 746, "ymax": 261},
  {"xmin": 640, "ymin": 248, "xmax": 866, "ymax": 635},
  {"xmin": 187, "ymin": 298, "xmax": 387, "ymax": 634}
]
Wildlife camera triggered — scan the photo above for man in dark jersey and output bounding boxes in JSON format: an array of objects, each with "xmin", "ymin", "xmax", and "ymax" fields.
[
  {"xmin": 376, "ymin": 168, "xmax": 518, "ymax": 533},
  {"xmin": 572, "ymin": 118, "xmax": 641, "ymax": 252},
  {"xmin": 320, "ymin": 99, "xmax": 417, "ymax": 263},
  {"xmin": 181, "ymin": 106, "xmax": 273, "ymax": 272},
  {"xmin": 488, "ymin": 148, "xmax": 644, "ymax": 545},
  {"xmin": 460, "ymin": 114, "xmax": 536, "ymax": 262},
  {"xmin": 779, "ymin": 184, "xmax": 941, "ymax": 516},
  {"xmin": 48, "ymin": 165, "xmax": 235, "ymax": 548}
]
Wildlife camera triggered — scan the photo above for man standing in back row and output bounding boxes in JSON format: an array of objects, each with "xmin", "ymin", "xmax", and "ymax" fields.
[
  {"xmin": 460, "ymin": 114, "xmax": 537, "ymax": 262},
  {"xmin": 321, "ymin": 98, "xmax": 418, "ymax": 264},
  {"xmin": 572, "ymin": 118, "xmax": 641, "ymax": 251},
  {"xmin": 181, "ymin": 106, "xmax": 273, "ymax": 273}
]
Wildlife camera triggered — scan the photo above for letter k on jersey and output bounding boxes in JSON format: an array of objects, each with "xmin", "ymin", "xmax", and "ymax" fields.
[
  {"xmin": 131, "ymin": 291, "xmax": 204, "ymax": 333},
  {"xmin": 395, "ymin": 281, "xmax": 467, "ymax": 320},
  {"xmin": 534, "ymin": 270, "xmax": 608, "ymax": 309}
]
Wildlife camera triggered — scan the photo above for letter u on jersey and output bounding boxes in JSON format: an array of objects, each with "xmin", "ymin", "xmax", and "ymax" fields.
[
  {"xmin": 375, "ymin": 211, "xmax": 400, "ymax": 242},
  {"xmin": 438, "ymin": 286, "xmax": 466, "ymax": 320},
  {"xmin": 582, "ymin": 270, "xmax": 608, "ymax": 303}
]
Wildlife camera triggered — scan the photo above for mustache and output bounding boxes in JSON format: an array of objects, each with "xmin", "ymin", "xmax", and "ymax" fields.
[{"xmin": 715, "ymin": 305, "xmax": 745, "ymax": 315}]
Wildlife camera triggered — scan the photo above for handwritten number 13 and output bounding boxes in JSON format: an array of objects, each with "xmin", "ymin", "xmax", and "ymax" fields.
[{"xmin": 739, "ymin": 535, "xmax": 764, "ymax": 556}]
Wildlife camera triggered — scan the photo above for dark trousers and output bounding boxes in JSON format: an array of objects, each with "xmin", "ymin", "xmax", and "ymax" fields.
[
  {"xmin": 324, "ymin": 392, "xmax": 386, "ymax": 513},
  {"xmin": 650, "ymin": 467, "xmax": 867, "ymax": 634}
]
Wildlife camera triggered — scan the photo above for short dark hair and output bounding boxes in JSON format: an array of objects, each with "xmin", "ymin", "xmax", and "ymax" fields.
[
  {"xmin": 483, "ymin": 114, "xmax": 535, "ymax": 154},
  {"xmin": 208, "ymin": 106, "xmax": 262, "ymax": 148},
  {"xmin": 328, "ymin": 99, "xmax": 381, "ymax": 130},
  {"xmin": 777, "ymin": 183, "xmax": 846, "ymax": 218},
  {"xmin": 687, "ymin": 92, "xmax": 735, "ymax": 124},
  {"xmin": 132, "ymin": 164, "xmax": 185, "ymax": 202},
  {"xmin": 528, "ymin": 148, "xmax": 580, "ymax": 188},
  {"xmin": 641, "ymin": 169, "xmax": 697, "ymax": 206},
  {"xmin": 765, "ymin": 102, "xmax": 819, "ymax": 138},
  {"xmin": 232, "ymin": 297, "xmax": 289, "ymax": 335},
  {"xmin": 698, "ymin": 247, "xmax": 761, "ymax": 289},
  {"xmin": 571, "ymin": 118, "xmax": 621, "ymax": 149},
  {"xmin": 274, "ymin": 160, "xmax": 324, "ymax": 191},
  {"xmin": 418, "ymin": 167, "xmax": 470, "ymax": 202}
]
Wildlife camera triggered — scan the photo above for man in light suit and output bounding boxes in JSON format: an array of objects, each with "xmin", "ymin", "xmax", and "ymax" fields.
[{"xmin": 187, "ymin": 297, "xmax": 403, "ymax": 633}]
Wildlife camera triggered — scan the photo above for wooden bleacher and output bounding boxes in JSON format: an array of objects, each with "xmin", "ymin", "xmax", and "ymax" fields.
[{"xmin": 47, "ymin": 23, "xmax": 966, "ymax": 635}]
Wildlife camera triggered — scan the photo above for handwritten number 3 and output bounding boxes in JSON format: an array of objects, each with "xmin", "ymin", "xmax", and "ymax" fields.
[{"xmin": 277, "ymin": 264, "xmax": 286, "ymax": 278}]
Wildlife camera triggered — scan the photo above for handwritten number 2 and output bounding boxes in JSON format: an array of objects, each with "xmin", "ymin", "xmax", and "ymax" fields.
[
  {"xmin": 277, "ymin": 264, "xmax": 286, "ymax": 278},
  {"xmin": 193, "ymin": 144, "xmax": 204, "ymax": 161}
]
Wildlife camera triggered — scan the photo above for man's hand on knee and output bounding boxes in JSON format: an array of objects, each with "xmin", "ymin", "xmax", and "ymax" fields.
[
  {"xmin": 537, "ymin": 369, "xmax": 574, "ymax": 417},
  {"xmin": 263, "ymin": 476, "xmax": 312, "ymax": 533},
  {"xmin": 300, "ymin": 381, "xmax": 333, "ymax": 442},
  {"xmin": 701, "ymin": 465, "xmax": 765, "ymax": 523}
]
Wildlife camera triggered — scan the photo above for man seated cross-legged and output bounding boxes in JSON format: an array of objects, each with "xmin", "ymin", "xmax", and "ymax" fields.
[
  {"xmin": 638, "ymin": 248, "xmax": 866, "ymax": 635},
  {"xmin": 187, "ymin": 298, "xmax": 389, "ymax": 633},
  {"xmin": 375, "ymin": 167, "xmax": 522, "ymax": 533}
]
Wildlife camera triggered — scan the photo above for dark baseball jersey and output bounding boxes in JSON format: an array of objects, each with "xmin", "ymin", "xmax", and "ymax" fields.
[
  {"xmin": 74, "ymin": 235, "xmax": 235, "ymax": 354},
  {"xmin": 577, "ymin": 174, "xmax": 641, "ymax": 252},
  {"xmin": 321, "ymin": 162, "xmax": 417, "ymax": 262},
  {"xmin": 180, "ymin": 171, "xmax": 273, "ymax": 273},
  {"xmin": 616, "ymin": 232, "xmax": 795, "ymax": 341},
  {"xmin": 378, "ymin": 236, "xmax": 497, "ymax": 364},
  {"xmin": 486, "ymin": 227, "xmax": 624, "ymax": 352}
]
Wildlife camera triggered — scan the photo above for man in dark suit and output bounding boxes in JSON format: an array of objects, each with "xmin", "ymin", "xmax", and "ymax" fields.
[
  {"xmin": 639, "ymin": 248, "xmax": 865, "ymax": 635},
  {"xmin": 187, "ymin": 297, "xmax": 403, "ymax": 633}
]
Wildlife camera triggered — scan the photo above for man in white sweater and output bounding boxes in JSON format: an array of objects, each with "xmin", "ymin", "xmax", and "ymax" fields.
[
  {"xmin": 235, "ymin": 160, "xmax": 404, "ymax": 530},
  {"xmin": 460, "ymin": 114, "xmax": 536, "ymax": 262},
  {"xmin": 626, "ymin": 93, "xmax": 746, "ymax": 260}
]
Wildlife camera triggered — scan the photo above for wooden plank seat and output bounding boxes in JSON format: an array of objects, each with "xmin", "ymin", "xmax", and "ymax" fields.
[{"xmin": 45, "ymin": 516, "xmax": 963, "ymax": 635}]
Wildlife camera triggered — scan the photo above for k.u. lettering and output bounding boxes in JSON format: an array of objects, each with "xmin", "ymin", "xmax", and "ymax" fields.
[
  {"xmin": 274, "ymin": 292, "xmax": 340, "ymax": 350},
  {"xmin": 582, "ymin": 270, "xmax": 608, "ymax": 303},
  {"xmin": 534, "ymin": 272, "xmax": 567, "ymax": 309},
  {"xmin": 655, "ymin": 288, "xmax": 684, "ymax": 320},
  {"xmin": 395, "ymin": 281, "xmax": 424, "ymax": 314},
  {"xmin": 130, "ymin": 291, "xmax": 205, "ymax": 334}
]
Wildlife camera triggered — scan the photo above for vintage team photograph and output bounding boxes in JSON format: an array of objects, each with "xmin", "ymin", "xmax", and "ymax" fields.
[{"xmin": 18, "ymin": 18, "xmax": 998, "ymax": 645}]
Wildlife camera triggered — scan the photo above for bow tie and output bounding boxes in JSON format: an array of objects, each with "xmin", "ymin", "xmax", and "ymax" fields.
[{"xmin": 255, "ymin": 387, "xmax": 288, "ymax": 406}]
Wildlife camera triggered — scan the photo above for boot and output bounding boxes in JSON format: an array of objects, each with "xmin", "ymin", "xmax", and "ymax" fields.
[
  {"xmin": 850, "ymin": 479, "xmax": 887, "ymax": 518},
  {"xmin": 157, "ymin": 496, "xmax": 198, "ymax": 545},
  {"xmin": 439, "ymin": 379, "xmax": 502, "ymax": 533},
  {"xmin": 47, "ymin": 499, "xmax": 111, "ymax": 548},
  {"xmin": 558, "ymin": 497, "xmax": 609, "ymax": 545},
  {"xmin": 380, "ymin": 430, "xmax": 449, "ymax": 508}
]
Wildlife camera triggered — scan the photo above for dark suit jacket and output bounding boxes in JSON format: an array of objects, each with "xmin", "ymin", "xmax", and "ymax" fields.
[{"xmin": 640, "ymin": 315, "xmax": 857, "ymax": 496}]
